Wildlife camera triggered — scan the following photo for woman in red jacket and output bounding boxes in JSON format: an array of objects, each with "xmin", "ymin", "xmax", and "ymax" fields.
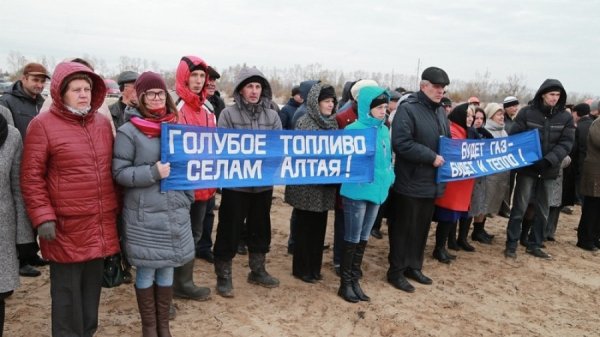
[
  {"xmin": 20, "ymin": 61, "xmax": 120, "ymax": 337},
  {"xmin": 432, "ymin": 103, "xmax": 476, "ymax": 263}
]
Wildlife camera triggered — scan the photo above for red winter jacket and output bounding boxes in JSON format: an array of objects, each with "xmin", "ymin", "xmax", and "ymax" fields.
[
  {"xmin": 435, "ymin": 122, "xmax": 475, "ymax": 211},
  {"xmin": 335, "ymin": 101, "xmax": 358, "ymax": 129},
  {"xmin": 20, "ymin": 62, "xmax": 120, "ymax": 263},
  {"xmin": 175, "ymin": 55, "xmax": 217, "ymax": 201}
]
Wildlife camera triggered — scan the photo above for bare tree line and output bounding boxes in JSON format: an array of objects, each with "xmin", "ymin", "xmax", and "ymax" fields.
[{"xmin": 2, "ymin": 50, "xmax": 595, "ymax": 105}]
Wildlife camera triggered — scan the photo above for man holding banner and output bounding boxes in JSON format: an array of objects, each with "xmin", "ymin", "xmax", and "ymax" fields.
[
  {"xmin": 504, "ymin": 79, "xmax": 575, "ymax": 259},
  {"xmin": 387, "ymin": 66, "xmax": 451, "ymax": 293},
  {"xmin": 213, "ymin": 67, "xmax": 282, "ymax": 297}
]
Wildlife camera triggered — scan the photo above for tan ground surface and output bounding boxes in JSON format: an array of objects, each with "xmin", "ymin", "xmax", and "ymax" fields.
[{"xmin": 5, "ymin": 188, "xmax": 600, "ymax": 337}]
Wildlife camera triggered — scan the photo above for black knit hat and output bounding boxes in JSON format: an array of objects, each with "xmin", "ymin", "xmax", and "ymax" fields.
[
  {"xmin": 573, "ymin": 103, "xmax": 591, "ymax": 117},
  {"xmin": 540, "ymin": 85, "xmax": 562, "ymax": 96},
  {"xmin": 440, "ymin": 97, "xmax": 452, "ymax": 107},
  {"xmin": 318, "ymin": 85, "xmax": 337, "ymax": 103},
  {"xmin": 238, "ymin": 76, "xmax": 265, "ymax": 90},
  {"xmin": 291, "ymin": 85, "xmax": 301, "ymax": 96},
  {"xmin": 370, "ymin": 93, "xmax": 389, "ymax": 109}
]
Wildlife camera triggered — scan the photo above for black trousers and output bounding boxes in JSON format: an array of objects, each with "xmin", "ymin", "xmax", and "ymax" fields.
[
  {"xmin": 190, "ymin": 200, "xmax": 209, "ymax": 246},
  {"xmin": 50, "ymin": 259, "xmax": 104, "ymax": 337},
  {"xmin": 387, "ymin": 192, "xmax": 435, "ymax": 279},
  {"xmin": 577, "ymin": 196, "xmax": 600, "ymax": 246},
  {"xmin": 214, "ymin": 189, "xmax": 273, "ymax": 261},
  {"xmin": 0, "ymin": 291, "xmax": 13, "ymax": 337},
  {"xmin": 292, "ymin": 209, "xmax": 328, "ymax": 278}
]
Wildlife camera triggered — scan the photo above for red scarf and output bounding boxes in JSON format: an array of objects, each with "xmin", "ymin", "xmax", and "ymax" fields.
[{"xmin": 130, "ymin": 112, "xmax": 176, "ymax": 138}]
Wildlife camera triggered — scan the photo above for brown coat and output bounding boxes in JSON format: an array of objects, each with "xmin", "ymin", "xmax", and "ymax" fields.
[{"xmin": 580, "ymin": 118, "xmax": 600, "ymax": 197}]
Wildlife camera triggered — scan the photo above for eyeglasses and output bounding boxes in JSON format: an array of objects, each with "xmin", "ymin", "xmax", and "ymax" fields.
[{"xmin": 145, "ymin": 90, "xmax": 166, "ymax": 100}]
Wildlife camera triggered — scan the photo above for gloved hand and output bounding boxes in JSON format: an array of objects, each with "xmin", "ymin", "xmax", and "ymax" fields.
[
  {"xmin": 16, "ymin": 242, "xmax": 39, "ymax": 260},
  {"xmin": 532, "ymin": 159, "xmax": 551, "ymax": 173},
  {"xmin": 38, "ymin": 221, "xmax": 57, "ymax": 241}
]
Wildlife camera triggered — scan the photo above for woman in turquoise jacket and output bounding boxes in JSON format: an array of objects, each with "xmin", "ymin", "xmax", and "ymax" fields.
[{"xmin": 338, "ymin": 86, "xmax": 395, "ymax": 303}]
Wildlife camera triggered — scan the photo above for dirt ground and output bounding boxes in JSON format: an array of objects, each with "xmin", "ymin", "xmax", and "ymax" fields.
[{"xmin": 5, "ymin": 187, "xmax": 600, "ymax": 337}]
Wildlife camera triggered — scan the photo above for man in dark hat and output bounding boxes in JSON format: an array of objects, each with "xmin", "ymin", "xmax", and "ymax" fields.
[
  {"xmin": 279, "ymin": 85, "xmax": 303, "ymax": 129},
  {"xmin": 204, "ymin": 66, "xmax": 226, "ymax": 120},
  {"xmin": 498, "ymin": 95, "xmax": 520, "ymax": 218},
  {"xmin": 505, "ymin": 79, "xmax": 574, "ymax": 258},
  {"xmin": 109, "ymin": 70, "xmax": 139, "ymax": 129},
  {"xmin": 387, "ymin": 66, "xmax": 450, "ymax": 292},
  {"xmin": 0, "ymin": 62, "xmax": 52, "ymax": 278}
]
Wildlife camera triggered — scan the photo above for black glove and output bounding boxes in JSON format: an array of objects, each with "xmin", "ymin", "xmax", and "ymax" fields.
[
  {"xmin": 532, "ymin": 159, "xmax": 551, "ymax": 172},
  {"xmin": 16, "ymin": 242, "xmax": 39, "ymax": 261}
]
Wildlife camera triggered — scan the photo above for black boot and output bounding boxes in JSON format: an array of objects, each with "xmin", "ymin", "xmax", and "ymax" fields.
[
  {"xmin": 351, "ymin": 241, "xmax": 370, "ymax": 301},
  {"xmin": 447, "ymin": 221, "xmax": 459, "ymax": 251},
  {"xmin": 520, "ymin": 218, "xmax": 531, "ymax": 247},
  {"xmin": 214, "ymin": 259, "xmax": 234, "ymax": 298},
  {"xmin": 338, "ymin": 241, "xmax": 359, "ymax": 303},
  {"xmin": 433, "ymin": 222, "xmax": 453, "ymax": 263},
  {"xmin": 480, "ymin": 218, "xmax": 495, "ymax": 240},
  {"xmin": 472, "ymin": 222, "xmax": 492, "ymax": 244},
  {"xmin": 173, "ymin": 259, "xmax": 211, "ymax": 301},
  {"xmin": 248, "ymin": 253, "xmax": 280, "ymax": 288},
  {"xmin": 457, "ymin": 217, "xmax": 475, "ymax": 252}
]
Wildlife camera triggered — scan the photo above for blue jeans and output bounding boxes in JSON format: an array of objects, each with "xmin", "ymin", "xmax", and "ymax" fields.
[
  {"xmin": 342, "ymin": 197, "xmax": 380, "ymax": 243},
  {"xmin": 135, "ymin": 266, "xmax": 174, "ymax": 289},
  {"xmin": 506, "ymin": 174, "xmax": 552, "ymax": 251}
]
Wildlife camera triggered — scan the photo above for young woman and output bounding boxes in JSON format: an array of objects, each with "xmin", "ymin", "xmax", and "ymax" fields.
[
  {"xmin": 113, "ymin": 72, "xmax": 195, "ymax": 337},
  {"xmin": 0, "ymin": 114, "xmax": 35, "ymax": 335},
  {"xmin": 20, "ymin": 62, "xmax": 120, "ymax": 337},
  {"xmin": 285, "ymin": 83, "xmax": 338, "ymax": 284},
  {"xmin": 433, "ymin": 103, "xmax": 476, "ymax": 263},
  {"xmin": 338, "ymin": 86, "xmax": 394, "ymax": 302}
]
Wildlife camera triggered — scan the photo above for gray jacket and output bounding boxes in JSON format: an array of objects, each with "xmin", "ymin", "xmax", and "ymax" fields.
[
  {"xmin": 284, "ymin": 83, "xmax": 338, "ymax": 212},
  {"xmin": 217, "ymin": 67, "xmax": 282, "ymax": 193},
  {"xmin": 113, "ymin": 109, "xmax": 195, "ymax": 268},
  {"xmin": 0, "ymin": 81, "xmax": 44, "ymax": 138},
  {"xmin": 0, "ymin": 126, "xmax": 34, "ymax": 293},
  {"xmin": 391, "ymin": 91, "xmax": 450, "ymax": 198}
]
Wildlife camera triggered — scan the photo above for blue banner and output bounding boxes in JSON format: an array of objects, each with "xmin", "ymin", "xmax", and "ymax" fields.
[
  {"xmin": 436, "ymin": 129, "xmax": 542, "ymax": 183},
  {"xmin": 160, "ymin": 124, "xmax": 376, "ymax": 190}
]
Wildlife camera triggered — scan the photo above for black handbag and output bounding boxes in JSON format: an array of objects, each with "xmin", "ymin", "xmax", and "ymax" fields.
[{"xmin": 102, "ymin": 254, "xmax": 125, "ymax": 288}]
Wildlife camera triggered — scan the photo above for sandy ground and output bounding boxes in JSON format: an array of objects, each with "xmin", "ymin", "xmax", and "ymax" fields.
[{"xmin": 5, "ymin": 187, "xmax": 600, "ymax": 337}]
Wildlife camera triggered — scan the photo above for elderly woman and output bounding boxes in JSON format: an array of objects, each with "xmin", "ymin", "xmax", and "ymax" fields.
[
  {"xmin": 285, "ymin": 82, "xmax": 338, "ymax": 284},
  {"xmin": 0, "ymin": 114, "xmax": 35, "ymax": 335},
  {"xmin": 20, "ymin": 62, "xmax": 120, "ymax": 337},
  {"xmin": 113, "ymin": 72, "xmax": 195, "ymax": 337}
]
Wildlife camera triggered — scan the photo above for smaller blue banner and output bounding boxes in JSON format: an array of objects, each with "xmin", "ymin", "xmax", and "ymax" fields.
[
  {"xmin": 160, "ymin": 124, "xmax": 376, "ymax": 190},
  {"xmin": 436, "ymin": 129, "xmax": 542, "ymax": 183}
]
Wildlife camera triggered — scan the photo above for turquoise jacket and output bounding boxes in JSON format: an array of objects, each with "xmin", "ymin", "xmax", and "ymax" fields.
[{"xmin": 340, "ymin": 86, "xmax": 395, "ymax": 204}]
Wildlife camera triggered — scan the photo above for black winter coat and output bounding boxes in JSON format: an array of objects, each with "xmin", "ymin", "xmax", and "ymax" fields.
[{"xmin": 0, "ymin": 81, "xmax": 44, "ymax": 137}]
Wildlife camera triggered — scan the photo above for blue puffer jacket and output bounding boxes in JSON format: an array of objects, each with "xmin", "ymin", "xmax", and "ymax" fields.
[{"xmin": 340, "ymin": 86, "xmax": 394, "ymax": 204}]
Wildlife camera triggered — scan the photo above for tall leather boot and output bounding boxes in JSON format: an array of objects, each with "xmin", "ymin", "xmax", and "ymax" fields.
[
  {"xmin": 520, "ymin": 218, "xmax": 531, "ymax": 247},
  {"xmin": 173, "ymin": 259, "xmax": 210, "ymax": 301},
  {"xmin": 433, "ymin": 222, "xmax": 454, "ymax": 263},
  {"xmin": 247, "ymin": 253, "xmax": 280, "ymax": 288},
  {"xmin": 457, "ymin": 217, "xmax": 475, "ymax": 252},
  {"xmin": 338, "ymin": 241, "xmax": 359, "ymax": 303},
  {"xmin": 155, "ymin": 285, "xmax": 173, "ymax": 337},
  {"xmin": 447, "ymin": 221, "xmax": 459, "ymax": 250},
  {"xmin": 214, "ymin": 259, "xmax": 234, "ymax": 297},
  {"xmin": 135, "ymin": 286, "xmax": 158, "ymax": 337},
  {"xmin": 351, "ymin": 240, "xmax": 370, "ymax": 301}
]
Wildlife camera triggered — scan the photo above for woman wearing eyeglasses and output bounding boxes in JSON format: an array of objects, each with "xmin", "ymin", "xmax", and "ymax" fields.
[{"xmin": 113, "ymin": 72, "xmax": 194, "ymax": 337}]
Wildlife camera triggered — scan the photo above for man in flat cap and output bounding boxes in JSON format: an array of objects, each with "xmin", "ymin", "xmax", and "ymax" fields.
[
  {"xmin": 109, "ymin": 70, "xmax": 139, "ymax": 130},
  {"xmin": 387, "ymin": 66, "xmax": 450, "ymax": 293}
]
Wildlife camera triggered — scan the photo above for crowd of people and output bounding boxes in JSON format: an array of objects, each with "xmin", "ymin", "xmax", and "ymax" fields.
[{"xmin": 0, "ymin": 57, "xmax": 598, "ymax": 337}]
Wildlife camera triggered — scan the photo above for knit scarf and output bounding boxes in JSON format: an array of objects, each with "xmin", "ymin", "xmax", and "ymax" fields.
[
  {"xmin": 0, "ymin": 114, "xmax": 8, "ymax": 148},
  {"xmin": 130, "ymin": 112, "xmax": 176, "ymax": 138}
]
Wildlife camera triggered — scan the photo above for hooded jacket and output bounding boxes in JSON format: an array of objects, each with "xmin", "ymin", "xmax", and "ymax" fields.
[
  {"xmin": 391, "ymin": 91, "xmax": 450, "ymax": 198},
  {"xmin": 112, "ymin": 108, "xmax": 195, "ymax": 268},
  {"xmin": 509, "ymin": 79, "xmax": 575, "ymax": 179},
  {"xmin": 279, "ymin": 97, "xmax": 302, "ymax": 130},
  {"xmin": 175, "ymin": 55, "xmax": 217, "ymax": 201},
  {"xmin": 340, "ymin": 86, "xmax": 395, "ymax": 205},
  {"xmin": 20, "ymin": 62, "xmax": 120, "ymax": 263},
  {"xmin": 217, "ymin": 67, "xmax": 282, "ymax": 193},
  {"xmin": 284, "ymin": 83, "xmax": 338, "ymax": 212},
  {"xmin": 0, "ymin": 80, "xmax": 45, "ymax": 138}
]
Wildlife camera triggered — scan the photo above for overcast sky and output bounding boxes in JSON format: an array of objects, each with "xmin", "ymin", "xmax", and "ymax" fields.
[{"xmin": 1, "ymin": 0, "xmax": 599, "ymax": 96}]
